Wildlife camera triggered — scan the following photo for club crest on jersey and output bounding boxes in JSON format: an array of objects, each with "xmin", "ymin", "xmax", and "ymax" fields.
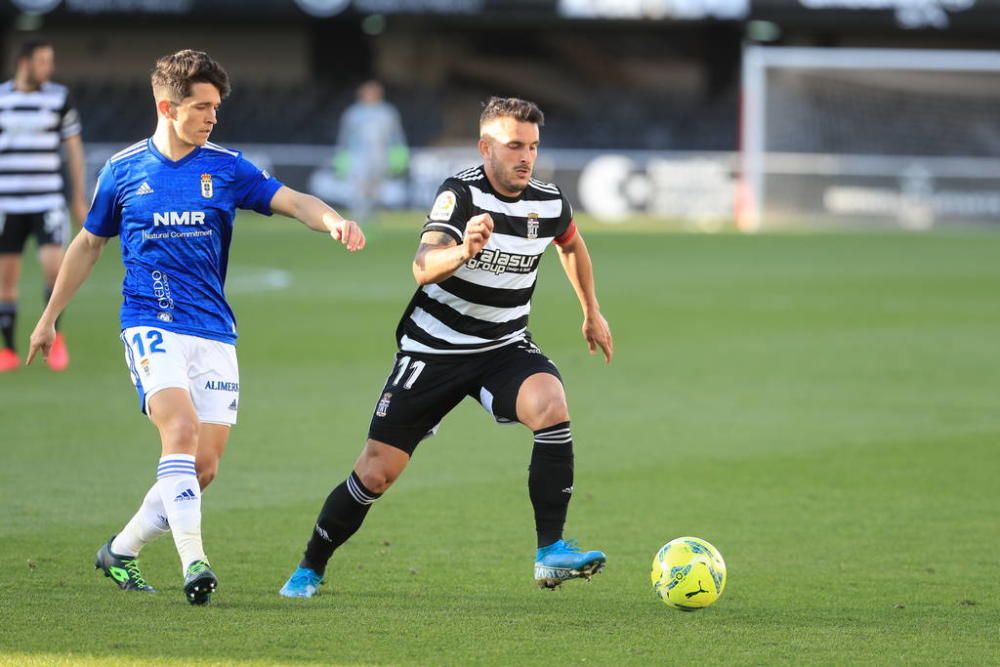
[
  {"xmin": 200, "ymin": 173, "xmax": 213, "ymax": 199},
  {"xmin": 376, "ymin": 392, "xmax": 393, "ymax": 417},
  {"xmin": 526, "ymin": 213, "xmax": 540, "ymax": 240}
]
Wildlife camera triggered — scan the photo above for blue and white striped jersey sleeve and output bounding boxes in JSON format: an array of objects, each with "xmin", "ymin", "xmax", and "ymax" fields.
[
  {"xmin": 233, "ymin": 155, "xmax": 283, "ymax": 215},
  {"xmin": 83, "ymin": 162, "xmax": 121, "ymax": 237}
]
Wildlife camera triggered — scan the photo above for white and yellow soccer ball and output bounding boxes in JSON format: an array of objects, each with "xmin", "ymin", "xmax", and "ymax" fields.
[{"xmin": 651, "ymin": 537, "xmax": 727, "ymax": 611}]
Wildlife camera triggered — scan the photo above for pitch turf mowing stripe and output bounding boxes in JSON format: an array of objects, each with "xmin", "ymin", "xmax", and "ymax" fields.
[{"xmin": 2, "ymin": 222, "xmax": 997, "ymax": 665}]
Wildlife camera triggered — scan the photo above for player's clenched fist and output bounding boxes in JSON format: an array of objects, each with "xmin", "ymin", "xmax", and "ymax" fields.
[
  {"xmin": 463, "ymin": 213, "xmax": 493, "ymax": 257},
  {"xmin": 329, "ymin": 218, "xmax": 366, "ymax": 252}
]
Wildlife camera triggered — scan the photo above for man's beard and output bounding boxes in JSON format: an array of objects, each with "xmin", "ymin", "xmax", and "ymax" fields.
[{"xmin": 494, "ymin": 157, "xmax": 530, "ymax": 194}]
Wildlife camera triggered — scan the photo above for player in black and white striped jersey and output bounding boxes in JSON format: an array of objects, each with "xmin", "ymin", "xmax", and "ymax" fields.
[
  {"xmin": 398, "ymin": 162, "xmax": 571, "ymax": 355},
  {"xmin": 281, "ymin": 97, "xmax": 615, "ymax": 597},
  {"xmin": 0, "ymin": 39, "xmax": 87, "ymax": 372}
]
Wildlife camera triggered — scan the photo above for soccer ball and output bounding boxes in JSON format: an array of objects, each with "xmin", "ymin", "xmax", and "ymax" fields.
[{"xmin": 651, "ymin": 537, "xmax": 727, "ymax": 611}]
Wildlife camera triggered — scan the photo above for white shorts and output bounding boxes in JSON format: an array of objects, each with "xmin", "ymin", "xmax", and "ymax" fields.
[{"xmin": 121, "ymin": 326, "xmax": 240, "ymax": 426}]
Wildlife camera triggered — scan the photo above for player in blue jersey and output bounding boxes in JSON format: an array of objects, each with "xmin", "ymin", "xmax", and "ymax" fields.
[{"xmin": 25, "ymin": 50, "xmax": 365, "ymax": 605}]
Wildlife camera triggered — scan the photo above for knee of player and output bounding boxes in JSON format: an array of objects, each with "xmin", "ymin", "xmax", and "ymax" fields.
[
  {"xmin": 197, "ymin": 464, "xmax": 218, "ymax": 490},
  {"xmin": 357, "ymin": 467, "xmax": 396, "ymax": 495},
  {"xmin": 161, "ymin": 417, "xmax": 199, "ymax": 451},
  {"xmin": 533, "ymin": 396, "xmax": 570, "ymax": 429}
]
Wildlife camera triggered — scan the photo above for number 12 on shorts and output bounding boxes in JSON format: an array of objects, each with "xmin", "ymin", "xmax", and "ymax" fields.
[
  {"xmin": 391, "ymin": 355, "xmax": 425, "ymax": 390},
  {"xmin": 132, "ymin": 329, "xmax": 166, "ymax": 356}
]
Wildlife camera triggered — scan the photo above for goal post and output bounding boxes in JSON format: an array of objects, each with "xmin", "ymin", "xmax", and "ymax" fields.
[{"xmin": 740, "ymin": 46, "xmax": 1000, "ymax": 231}]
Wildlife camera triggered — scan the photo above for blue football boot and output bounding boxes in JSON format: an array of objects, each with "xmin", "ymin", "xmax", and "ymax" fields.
[
  {"xmin": 279, "ymin": 566, "xmax": 324, "ymax": 598},
  {"xmin": 534, "ymin": 539, "xmax": 606, "ymax": 589}
]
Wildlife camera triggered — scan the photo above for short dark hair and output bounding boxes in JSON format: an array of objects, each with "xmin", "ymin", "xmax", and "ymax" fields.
[
  {"xmin": 151, "ymin": 50, "xmax": 231, "ymax": 102},
  {"xmin": 16, "ymin": 39, "xmax": 52, "ymax": 62},
  {"xmin": 480, "ymin": 97, "xmax": 544, "ymax": 127}
]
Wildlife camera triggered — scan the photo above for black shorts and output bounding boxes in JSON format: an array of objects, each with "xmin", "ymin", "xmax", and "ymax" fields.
[
  {"xmin": 0, "ymin": 208, "xmax": 70, "ymax": 254},
  {"xmin": 367, "ymin": 338, "xmax": 562, "ymax": 455}
]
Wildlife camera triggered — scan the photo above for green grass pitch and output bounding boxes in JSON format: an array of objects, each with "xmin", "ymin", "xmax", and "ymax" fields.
[{"xmin": 2, "ymin": 214, "xmax": 998, "ymax": 665}]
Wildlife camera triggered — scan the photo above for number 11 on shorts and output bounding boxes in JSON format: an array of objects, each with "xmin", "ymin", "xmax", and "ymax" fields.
[{"xmin": 391, "ymin": 355, "xmax": 425, "ymax": 390}]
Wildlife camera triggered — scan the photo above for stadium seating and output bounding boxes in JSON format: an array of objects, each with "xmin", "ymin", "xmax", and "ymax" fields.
[{"xmin": 69, "ymin": 79, "xmax": 739, "ymax": 151}]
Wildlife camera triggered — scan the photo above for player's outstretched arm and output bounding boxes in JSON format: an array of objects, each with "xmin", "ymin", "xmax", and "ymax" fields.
[
  {"xmin": 27, "ymin": 228, "xmax": 109, "ymax": 365},
  {"xmin": 555, "ymin": 231, "xmax": 614, "ymax": 363},
  {"xmin": 269, "ymin": 186, "xmax": 365, "ymax": 252},
  {"xmin": 412, "ymin": 213, "xmax": 493, "ymax": 285}
]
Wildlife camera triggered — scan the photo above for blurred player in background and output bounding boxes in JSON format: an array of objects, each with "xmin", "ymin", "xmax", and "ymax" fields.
[
  {"xmin": 27, "ymin": 50, "xmax": 366, "ymax": 605},
  {"xmin": 281, "ymin": 96, "xmax": 613, "ymax": 598},
  {"xmin": 333, "ymin": 80, "xmax": 408, "ymax": 224},
  {"xmin": 0, "ymin": 39, "xmax": 87, "ymax": 372}
]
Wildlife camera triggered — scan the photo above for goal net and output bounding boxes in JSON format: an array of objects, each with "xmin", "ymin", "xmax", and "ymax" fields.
[{"xmin": 740, "ymin": 46, "xmax": 1000, "ymax": 231}]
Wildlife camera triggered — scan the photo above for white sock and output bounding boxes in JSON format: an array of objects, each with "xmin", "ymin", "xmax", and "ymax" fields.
[
  {"xmin": 154, "ymin": 454, "xmax": 207, "ymax": 574},
  {"xmin": 111, "ymin": 485, "xmax": 171, "ymax": 557}
]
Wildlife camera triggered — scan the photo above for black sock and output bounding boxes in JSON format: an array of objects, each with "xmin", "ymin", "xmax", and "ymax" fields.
[
  {"xmin": 301, "ymin": 471, "xmax": 381, "ymax": 576},
  {"xmin": 529, "ymin": 421, "xmax": 574, "ymax": 548},
  {"xmin": 0, "ymin": 301, "xmax": 16, "ymax": 351},
  {"xmin": 42, "ymin": 287, "xmax": 61, "ymax": 331}
]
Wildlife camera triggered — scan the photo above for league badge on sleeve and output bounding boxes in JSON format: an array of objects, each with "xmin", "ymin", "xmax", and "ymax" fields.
[
  {"xmin": 201, "ymin": 174, "xmax": 214, "ymax": 199},
  {"xmin": 429, "ymin": 190, "xmax": 457, "ymax": 221}
]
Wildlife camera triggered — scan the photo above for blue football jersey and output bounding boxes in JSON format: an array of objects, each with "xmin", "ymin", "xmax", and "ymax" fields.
[{"xmin": 85, "ymin": 139, "xmax": 283, "ymax": 344}]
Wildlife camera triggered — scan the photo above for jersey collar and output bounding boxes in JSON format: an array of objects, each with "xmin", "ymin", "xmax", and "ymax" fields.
[{"xmin": 147, "ymin": 137, "xmax": 202, "ymax": 168}]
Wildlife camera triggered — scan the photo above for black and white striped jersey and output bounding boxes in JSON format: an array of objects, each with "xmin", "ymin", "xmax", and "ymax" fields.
[
  {"xmin": 0, "ymin": 80, "xmax": 81, "ymax": 213},
  {"xmin": 396, "ymin": 165, "xmax": 577, "ymax": 356}
]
